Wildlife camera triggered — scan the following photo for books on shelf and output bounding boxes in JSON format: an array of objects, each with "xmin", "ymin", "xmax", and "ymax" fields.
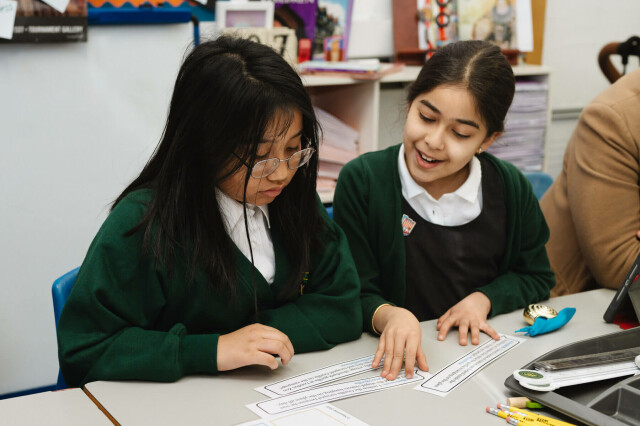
[
  {"xmin": 300, "ymin": 58, "xmax": 380, "ymax": 73},
  {"xmin": 314, "ymin": 106, "xmax": 359, "ymax": 193},
  {"xmin": 315, "ymin": 107, "xmax": 358, "ymax": 151},
  {"xmin": 488, "ymin": 79, "xmax": 547, "ymax": 171},
  {"xmin": 298, "ymin": 59, "xmax": 405, "ymax": 80},
  {"xmin": 317, "ymin": 177, "xmax": 338, "ymax": 193},
  {"xmin": 493, "ymin": 128, "xmax": 545, "ymax": 148},
  {"xmin": 320, "ymin": 144, "xmax": 358, "ymax": 165},
  {"xmin": 318, "ymin": 161, "xmax": 343, "ymax": 180}
]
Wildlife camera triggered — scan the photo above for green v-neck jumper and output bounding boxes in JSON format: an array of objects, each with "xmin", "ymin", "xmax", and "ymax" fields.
[
  {"xmin": 333, "ymin": 145, "xmax": 555, "ymax": 333},
  {"xmin": 58, "ymin": 189, "xmax": 362, "ymax": 387}
]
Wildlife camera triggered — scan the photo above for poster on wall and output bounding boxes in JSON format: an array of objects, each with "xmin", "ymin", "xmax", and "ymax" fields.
[
  {"xmin": 86, "ymin": 0, "xmax": 210, "ymax": 25},
  {"xmin": 312, "ymin": 0, "xmax": 352, "ymax": 60},
  {"xmin": 416, "ymin": 0, "xmax": 458, "ymax": 53},
  {"xmin": 273, "ymin": 0, "xmax": 316, "ymax": 46},
  {"xmin": 457, "ymin": 0, "xmax": 517, "ymax": 50},
  {"xmin": 0, "ymin": 0, "xmax": 87, "ymax": 42}
]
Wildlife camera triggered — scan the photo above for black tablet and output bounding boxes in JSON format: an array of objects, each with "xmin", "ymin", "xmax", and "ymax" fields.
[{"xmin": 603, "ymin": 252, "xmax": 640, "ymax": 323}]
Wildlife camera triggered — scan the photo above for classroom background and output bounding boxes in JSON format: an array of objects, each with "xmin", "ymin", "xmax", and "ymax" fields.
[{"xmin": 0, "ymin": 0, "xmax": 639, "ymax": 398}]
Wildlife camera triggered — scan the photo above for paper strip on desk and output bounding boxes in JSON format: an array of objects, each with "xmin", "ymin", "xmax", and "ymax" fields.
[
  {"xmin": 237, "ymin": 403, "xmax": 370, "ymax": 425},
  {"xmin": 0, "ymin": 0, "xmax": 17, "ymax": 40},
  {"xmin": 248, "ymin": 369, "xmax": 425, "ymax": 418},
  {"xmin": 415, "ymin": 334, "xmax": 524, "ymax": 397},
  {"xmin": 255, "ymin": 354, "xmax": 384, "ymax": 398}
]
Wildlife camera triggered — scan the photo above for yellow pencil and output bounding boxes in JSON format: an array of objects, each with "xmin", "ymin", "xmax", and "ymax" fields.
[
  {"xmin": 505, "ymin": 416, "xmax": 541, "ymax": 426},
  {"xmin": 486, "ymin": 407, "xmax": 538, "ymax": 425},
  {"xmin": 496, "ymin": 404, "xmax": 576, "ymax": 426}
]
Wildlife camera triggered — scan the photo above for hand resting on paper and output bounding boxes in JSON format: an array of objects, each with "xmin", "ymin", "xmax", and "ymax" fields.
[
  {"xmin": 436, "ymin": 291, "xmax": 500, "ymax": 346},
  {"xmin": 217, "ymin": 324, "xmax": 295, "ymax": 371},
  {"xmin": 371, "ymin": 306, "xmax": 429, "ymax": 381}
]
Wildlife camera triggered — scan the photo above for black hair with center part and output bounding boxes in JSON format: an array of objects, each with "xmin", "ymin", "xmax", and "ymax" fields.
[
  {"xmin": 113, "ymin": 36, "xmax": 322, "ymax": 301},
  {"xmin": 407, "ymin": 40, "xmax": 515, "ymax": 136}
]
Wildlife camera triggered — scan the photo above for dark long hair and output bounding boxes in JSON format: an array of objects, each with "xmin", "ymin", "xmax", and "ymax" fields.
[
  {"xmin": 114, "ymin": 36, "xmax": 322, "ymax": 300},
  {"xmin": 407, "ymin": 40, "xmax": 515, "ymax": 136}
]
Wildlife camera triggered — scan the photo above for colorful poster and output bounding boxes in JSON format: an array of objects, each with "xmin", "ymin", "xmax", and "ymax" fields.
[
  {"xmin": 416, "ymin": 0, "xmax": 458, "ymax": 52},
  {"xmin": 87, "ymin": 0, "xmax": 210, "ymax": 25},
  {"xmin": 458, "ymin": 0, "xmax": 517, "ymax": 50},
  {"xmin": 313, "ymin": 0, "xmax": 352, "ymax": 60},
  {"xmin": 0, "ymin": 0, "xmax": 87, "ymax": 42},
  {"xmin": 274, "ymin": 0, "xmax": 316, "ymax": 45}
]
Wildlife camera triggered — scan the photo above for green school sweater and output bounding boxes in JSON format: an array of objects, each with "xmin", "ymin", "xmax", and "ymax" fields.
[
  {"xmin": 58, "ymin": 189, "xmax": 362, "ymax": 387},
  {"xmin": 333, "ymin": 144, "xmax": 555, "ymax": 333}
]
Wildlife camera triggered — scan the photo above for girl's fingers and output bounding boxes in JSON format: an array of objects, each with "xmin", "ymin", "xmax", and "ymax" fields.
[
  {"xmin": 437, "ymin": 317, "xmax": 454, "ymax": 341},
  {"xmin": 254, "ymin": 351, "xmax": 279, "ymax": 370},
  {"xmin": 481, "ymin": 323, "xmax": 501, "ymax": 340},
  {"xmin": 416, "ymin": 346, "xmax": 429, "ymax": 372},
  {"xmin": 387, "ymin": 336, "xmax": 406, "ymax": 381},
  {"xmin": 436, "ymin": 311, "xmax": 450, "ymax": 330},
  {"xmin": 470, "ymin": 322, "xmax": 481, "ymax": 345},
  {"xmin": 382, "ymin": 331, "xmax": 396, "ymax": 377},
  {"xmin": 257, "ymin": 339, "xmax": 294, "ymax": 365},
  {"xmin": 259, "ymin": 327, "xmax": 295, "ymax": 357},
  {"xmin": 372, "ymin": 335, "xmax": 386, "ymax": 368},
  {"xmin": 458, "ymin": 320, "xmax": 470, "ymax": 346},
  {"xmin": 403, "ymin": 335, "xmax": 420, "ymax": 379}
]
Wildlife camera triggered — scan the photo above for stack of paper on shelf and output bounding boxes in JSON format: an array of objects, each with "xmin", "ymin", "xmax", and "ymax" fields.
[
  {"xmin": 488, "ymin": 80, "xmax": 548, "ymax": 171},
  {"xmin": 297, "ymin": 59, "xmax": 405, "ymax": 80},
  {"xmin": 314, "ymin": 107, "xmax": 359, "ymax": 194}
]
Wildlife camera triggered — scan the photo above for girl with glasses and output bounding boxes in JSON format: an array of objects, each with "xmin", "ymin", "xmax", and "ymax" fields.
[
  {"xmin": 58, "ymin": 36, "xmax": 362, "ymax": 387},
  {"xmin": 334, "ymin": 40, "xmax": 555, "ymax": 381}
]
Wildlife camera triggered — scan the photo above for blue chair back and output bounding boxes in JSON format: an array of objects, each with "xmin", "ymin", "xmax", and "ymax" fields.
[
  {"xmin": 52, "ymin": 267, "xmax": 80, "ymax": 389},
  {"xmin": 523, "ymin": 172, "xmax": 554, "ymax": 200},
  {"xmin": 325, "ymin": 205, "xmax": 333, "ymax": 219}
]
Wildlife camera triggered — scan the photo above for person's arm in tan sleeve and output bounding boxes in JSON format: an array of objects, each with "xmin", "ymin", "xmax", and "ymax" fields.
[{"xmin": 567, "ymin": 102, "xmax": 640, "ymax": 288}]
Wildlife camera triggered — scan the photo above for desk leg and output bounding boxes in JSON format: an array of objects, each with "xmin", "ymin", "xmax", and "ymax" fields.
[{"xmin": 82, "ymin": 386, "xmax": 120, "ymax": 426}]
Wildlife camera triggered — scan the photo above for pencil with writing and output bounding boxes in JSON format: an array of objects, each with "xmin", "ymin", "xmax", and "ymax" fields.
[
  {"xmin": 497, "ymin": 404, "xmax": 576, "ymax": 426},
  {"xmin": 486, "ymin": 407, "xmax": 538, "ymax": 425}
]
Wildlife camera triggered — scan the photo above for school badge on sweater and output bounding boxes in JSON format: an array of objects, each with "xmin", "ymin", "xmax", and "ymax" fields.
[{"xmin": 402, "ymin": 214, "xmax": 416, "ymax": 236}]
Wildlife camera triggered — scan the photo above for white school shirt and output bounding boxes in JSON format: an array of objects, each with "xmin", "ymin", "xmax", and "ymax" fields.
[
  {"xmin": 215, "ymin": 188, "xmax": 276, "ymax": 284},
  {"xmin": 398, "ymin": 144, "xmax": 483, "ymax": 226}
]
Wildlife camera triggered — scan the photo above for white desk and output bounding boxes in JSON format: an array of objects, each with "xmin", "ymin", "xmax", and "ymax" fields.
[
  {"xmin": 84, "ymin": 289, "xmax": 620, "ymax": 425},
  {"xmin": 0, "ymin": 387, "xmax": 113, "ymax": 425}
]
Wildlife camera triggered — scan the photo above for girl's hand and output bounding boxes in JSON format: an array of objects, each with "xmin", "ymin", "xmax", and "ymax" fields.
[
  {"xmin": 217, "ymin": 324, "xmax": 294, "ymax": 371},
  {"xmin": 436, "ymin": 292, "xmax": 500, "ymax": 345},
  {"xmin": 371, "ymin": 306, "xmax": 429, "ymax": 380}
]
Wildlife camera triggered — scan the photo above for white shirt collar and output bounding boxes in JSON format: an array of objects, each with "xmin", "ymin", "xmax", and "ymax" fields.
[
  {"xmin": 398, "ymin": 144, "xmax": 481, "ymax": 204},
  {"xmin": 215, "ymin": 188, "xmax": 271, "ymax": 233},
  {"xmin": 215, "ymin": 187, "xmax": 276, "ymax": 285}
]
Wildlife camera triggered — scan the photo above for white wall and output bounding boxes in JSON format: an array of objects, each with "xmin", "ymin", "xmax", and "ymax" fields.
[
  {"xmin": 0, "ymin": 25, "xmax": 196, "ymax": 395},
  {"xmin": 348, "ymin": 0, "xmax": 393, "ymax": 59},
  {"xmin": 1, "ymin": 0, "xmax": 640, "ymax": 395},
  {"xmin": 542, "ymin": 0, "xmax": 638, "ymax": 110},
  {"xmin": 542, "ymin": 0, "xmax": 640, "ymax": 178}
]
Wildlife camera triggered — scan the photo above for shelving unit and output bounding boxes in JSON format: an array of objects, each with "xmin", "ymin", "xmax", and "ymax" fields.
[
  {"xmin": 302, "ymin": 64, "xmax": 551, "ymax": 203},
  {"xmin": 301, "ymin": 76, "xmax": 380, "ymax": 155}
]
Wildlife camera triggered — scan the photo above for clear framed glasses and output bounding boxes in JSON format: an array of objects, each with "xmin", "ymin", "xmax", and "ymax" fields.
[{"xmin": 236, "ymin": 147, "xmax": 316, "ymax": 179}]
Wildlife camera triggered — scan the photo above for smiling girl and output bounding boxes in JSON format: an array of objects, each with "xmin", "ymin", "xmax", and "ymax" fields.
[
  {"xmin": 333, "ymin": 40, "xmax": 554, "ymax": 381},
  {"xmin": 57, "ymin": 36, "xmax": 362, "ymax": 387}
]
